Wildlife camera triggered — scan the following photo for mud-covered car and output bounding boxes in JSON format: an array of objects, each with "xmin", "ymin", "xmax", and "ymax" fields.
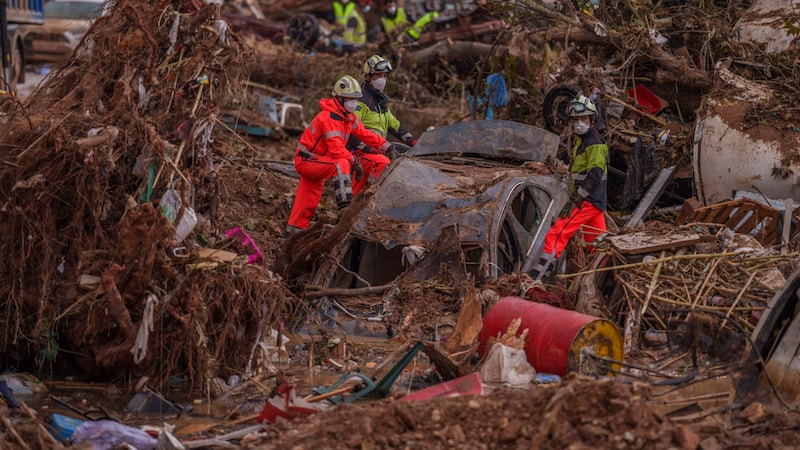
[{"xmin": 311, "ymin": 120, "xmax": 570, "ymax": 290}]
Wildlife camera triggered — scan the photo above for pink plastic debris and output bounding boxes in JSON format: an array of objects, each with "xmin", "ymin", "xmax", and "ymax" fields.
[{"xmin": 224, "ymin": 227, "xmax": 264, "ymax": 265}]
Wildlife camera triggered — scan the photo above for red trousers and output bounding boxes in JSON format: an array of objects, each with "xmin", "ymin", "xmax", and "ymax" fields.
[
  {"xmin": 352, "ymin": 152, "xmax": 390, "ymax": 195},
  {"xmin": 542, "ymin": 201, "xmax": 606, "ymax": 258},
  {"xmin": 288, "ymin": 154, "xmax": 351, "ymax": 230}
]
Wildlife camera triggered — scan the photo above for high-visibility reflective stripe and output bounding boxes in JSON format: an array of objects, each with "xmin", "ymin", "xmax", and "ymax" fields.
[
  {"xmin": 571, "ymin": 172, "xmax": 607, "ymax": 181},
  {"xmin": 325, "ymin": 130, "xmax": 344, "ymax": 139}
]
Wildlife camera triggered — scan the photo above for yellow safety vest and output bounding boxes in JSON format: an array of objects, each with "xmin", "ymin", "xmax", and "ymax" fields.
[
  {"xmin": 407, "ymin": 11, "xmax": 438, "ymax": 40},
  {"xmin": 333, "ymin": 0, "xmax": 355, "ymax": 27},
  {"xmin": 343, "ymin": 9, "xmax": 367, "ymax": 47},
  {"xmin": 380, "ymin": 8, "xmax": 408, "ymax": 34}
]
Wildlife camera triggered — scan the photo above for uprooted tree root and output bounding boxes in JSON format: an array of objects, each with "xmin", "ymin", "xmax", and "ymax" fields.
[{"xmin": 0, "ymin": 0, "xmax": 293, "ymax": 387}]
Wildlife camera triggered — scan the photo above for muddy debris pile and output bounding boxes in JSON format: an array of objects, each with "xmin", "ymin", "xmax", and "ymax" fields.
[
  {"xmin": 0, "ymin": 0, "xmax": 296, "ymax": 387},
  {"xmin": 1, "ymin": 0, "xmax": 800, "ymax": 447}
]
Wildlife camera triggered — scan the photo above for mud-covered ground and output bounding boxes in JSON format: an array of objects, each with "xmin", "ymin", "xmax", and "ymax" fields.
[{"xmin": 242, "ymin": 376, "xmax": 800, "ymax": 450}]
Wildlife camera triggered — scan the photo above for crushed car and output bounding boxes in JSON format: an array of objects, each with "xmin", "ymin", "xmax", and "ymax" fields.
[{"xmin": 310, "ymin": 120, "xmax": 569, "ymax": 291}]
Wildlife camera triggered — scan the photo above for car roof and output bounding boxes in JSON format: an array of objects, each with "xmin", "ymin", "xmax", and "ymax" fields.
[{"xmin": 408, "ymin": 120, "xmax": 560, "ymax": 162}]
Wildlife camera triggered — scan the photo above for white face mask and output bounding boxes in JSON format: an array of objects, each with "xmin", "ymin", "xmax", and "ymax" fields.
[
  {"xmin": 370, "ymin": 77, "xmax": 387, "ymax": 92},
  {"xmin": 387, "ymin": 6, "xmax": 396, "ymax": 14},
  {"xmin": 344, "ymin": 99, "xmax": 359, "ymax": 113},
  {"xmin": 573, "ymin": 120, "xmax": 590, "ymax": 135}
]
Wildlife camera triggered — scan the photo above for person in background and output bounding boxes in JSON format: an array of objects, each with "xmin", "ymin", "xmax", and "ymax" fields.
[
  {"xmin": 347, "ymin": 55, "xmax": 417, "ymax": 194},
  {"xmin": 286, "ymin": 75, "xmax": 392, "ymax": 236},
  {"xmin": 380, "ymin": 0, "xmax": 409, "ymax": 37},
  {"xmin": 405, "ymin": 8, "xmax": 439, "ymax": 42},
  {"xmin": 342, "ymin": 0, "xmax": 371, "ymax": 54},
  {"xmin": 332, "ymin": 0, "xmax": 355, "ymax": 30},
  {"xmin": 530, "ymin": 95, "xmax": 608, "ymax": 280}
]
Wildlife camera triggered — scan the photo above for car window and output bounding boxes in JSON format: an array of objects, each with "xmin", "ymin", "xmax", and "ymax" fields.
[{"xmin": 45, "ymin": 1, "xmax": 104, "ymax": 20}]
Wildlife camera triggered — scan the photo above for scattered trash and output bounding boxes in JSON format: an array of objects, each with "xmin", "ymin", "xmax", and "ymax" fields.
[
  {"xmin": 71, "ymin": 420, "xmax": 157, "ymax": 450},
  {"xmin": 400, "ymin": 372, "xmax": 484, "ymax": 401},
  {"xmin": 49, "ymin": 413, "xmax": 84, "ymax": 443},
  {"xmin": 123, "ymin": 385, "xmax": 187, "ymax": 416},
  {"xmin": 626, "ymin": 85, "xmax": 668, "ymax": 115},
  {"xmin": 480, "ymin": 343, "xmax": 537, "ymax": 386},
  {"xmin": 225, "ymin": 227, "xmax": 264, "ymax": 264},
  {"xmin": 0, "ymin": 380, "xmax": 20, "ymax": 408},
  {"xmin": 478, "ymin": 297, "xmax": 624, "ymax": 376},
  {"xmin": 534, "ymin": 374, "xmax": 562, "ymax": 384},
  {"xmin": 257, "ymin": 383, "xmax": 330, "ymax": 424},
  {"xmin": 644, "ymin": 328, "xmax": 668, "ymax": 345},
  {"xmin": 0, "ymin": 373, "xmax": 48, "ymax": 396},
  {"xmin": 312, "ymin": 341, "xmax": 424, "ymax": 404}
]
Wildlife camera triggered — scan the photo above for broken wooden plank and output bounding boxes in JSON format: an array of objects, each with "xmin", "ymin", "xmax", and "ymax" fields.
[
  {"xmin": 675, "ymin": 198, "xmax": 701, "ymax": 224},
  {"xmin": 675, "ymin": 197, "xmax": 780, "ymax": 244},
  {"xmin": 197, "ymin": 248, "xmax": 239, "ymax": 263},
  {"xmin": 607, "ymin": 229, "xmax": 702, "ymax": 255},
  {"xmin": 623, "ymin": 165, "xmax": 677, "ymax": 231}
]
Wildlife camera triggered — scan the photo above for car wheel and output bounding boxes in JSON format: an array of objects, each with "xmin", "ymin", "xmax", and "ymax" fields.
[
  {"xmin": 288, "ymin": 14, "xmax": 319, "ymax": 49},
  {"xmin": 542, "ymin": 85, "xmax": 578, "ymax": 134}
]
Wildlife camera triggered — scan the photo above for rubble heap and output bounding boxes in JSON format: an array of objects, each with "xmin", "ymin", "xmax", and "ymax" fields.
[{"xmin": 0, "ymin": 0, "xmax": 293, "ymax": 387}]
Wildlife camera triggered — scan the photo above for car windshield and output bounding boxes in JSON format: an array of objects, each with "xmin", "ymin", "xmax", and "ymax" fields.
[{"xmin": 45, "ymin": 1, "xmax": 104, "ymax": 19}]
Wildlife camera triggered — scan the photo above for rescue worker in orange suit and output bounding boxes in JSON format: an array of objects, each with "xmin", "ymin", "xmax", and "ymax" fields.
[
  {"xmin": 347, "ymin": 55, "xmax": 416, "ymax": 194},
  {"xmin": 285, "ymin": 75, "xmax": 392, "ymax": 236},
  {"xmin": 530, "ymin": 95, "xmax": 608, "ymax": 280}
]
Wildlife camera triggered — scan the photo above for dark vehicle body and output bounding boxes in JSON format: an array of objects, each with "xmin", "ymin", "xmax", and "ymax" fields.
[{"xmin": 311, "ymin": 120, "xmax": 569, "ymax": 289}]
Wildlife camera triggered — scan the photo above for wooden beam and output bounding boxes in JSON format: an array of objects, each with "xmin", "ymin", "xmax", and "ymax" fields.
[{"xmin": 623, "ymin": 165, "xmax": 677, "ymax": 231}]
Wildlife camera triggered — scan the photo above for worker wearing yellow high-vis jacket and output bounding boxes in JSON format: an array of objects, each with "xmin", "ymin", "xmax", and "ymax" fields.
[
  {"xmin": 342, "ymin": 0, "xmax": 370, "ymax": 53},
  {"xmin": 406, "ymin": 10, "xmax": 439, "ymax": 41}
]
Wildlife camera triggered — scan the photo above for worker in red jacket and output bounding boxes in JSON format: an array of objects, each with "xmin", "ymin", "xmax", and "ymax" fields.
[{"xmin": 286, "ymin": 75, "xmax": 392, "ymax": 235}]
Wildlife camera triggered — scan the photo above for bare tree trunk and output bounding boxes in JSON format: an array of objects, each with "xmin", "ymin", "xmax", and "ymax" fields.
[
  {"xmin": 409, "ymin": 40, "xmax": 508, "ymax": 68},
  {"xmin": 545, "ymin": 25, "xmax": 713, "ymax": 90}
]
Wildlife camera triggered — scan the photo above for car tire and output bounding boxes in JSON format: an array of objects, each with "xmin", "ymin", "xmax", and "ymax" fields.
[
  {"xmin": 287, "ymin": 14, "xmax": 319, "ymax": 49},
  {"xmin": 542, "ymin": 85, "xmax": 578, "ymax": 134}
]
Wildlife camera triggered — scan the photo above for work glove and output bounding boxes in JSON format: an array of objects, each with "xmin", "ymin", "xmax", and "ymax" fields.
[
  {"xmin": 389, "ymin": 143, "xmax": 411, "ymax": 160},
  {"xmin": 352, "ymin": 158, "xmax": 364, "ymax": 181},
  {"xmin": 407, "ymin": 138, "xmax": 417, "ymax": 147},
  {"xmin": 559, "ymin": 192, "xmax": 584, "ymax": 219},
  {"xmin": 388, "ymin": 144, "xmax": 401, "ymax": 160},
  {"xmin": 569, "ymin": 192, "xmax": 584, "ymax": 208},
  {"xmin": 559, "ymin": 201, "xmax": 574, "ymax": 219}
]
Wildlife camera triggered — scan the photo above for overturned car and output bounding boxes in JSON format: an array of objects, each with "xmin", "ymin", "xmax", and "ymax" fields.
[{"xmin": 311, "ymin": 120, "xmax": 570, "ymax": 290}]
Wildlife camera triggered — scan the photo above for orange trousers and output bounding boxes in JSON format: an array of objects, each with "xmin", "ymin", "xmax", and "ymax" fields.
[
  {"xmin": 287, "ymin": 154, "xmax": 351, "ymax": 230},
  {"xmin": 542, "ymin": 201, "xmax": 606, "ymax": 258}
]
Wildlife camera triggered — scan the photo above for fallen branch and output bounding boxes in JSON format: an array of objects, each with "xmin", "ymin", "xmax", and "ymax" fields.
[
  {"xmin": 544, "ymin": 25, "xmax": 713, "ymax": 90},
  {"xmin": 0, "ymin": 415, "xmax": 31, "ymax": 450},
  {"xmin": 410, "ymin": 40, "xmax": 508, "ymax": 69},
  {"xmin": 304, "ymin": 284, "xmax": 391, "ymax": 298}
]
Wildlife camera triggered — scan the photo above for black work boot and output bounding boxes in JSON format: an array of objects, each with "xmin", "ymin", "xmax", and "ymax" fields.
[
  {"xmin": 530, "ymin": 255, "xmax": 555, "ymax": 281},
  {"xmin": 284, "ymin": 225, "xmax": 301, "ymax": 238}
]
